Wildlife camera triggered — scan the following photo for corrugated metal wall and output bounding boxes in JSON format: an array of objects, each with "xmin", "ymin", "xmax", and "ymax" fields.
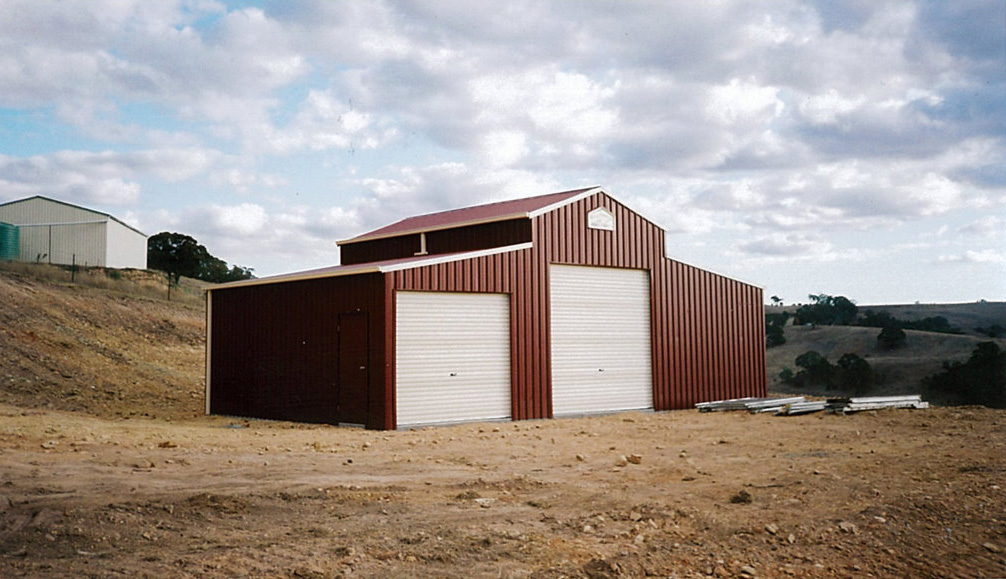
[
  {"xmin": 17, "ymin": 222, "xmax": 106, "ymax": 266},
  {"xmin": 392, "ymin": 191, "xmax": 766, "ymax": 422},
  {"xmin": 208, "ymin": 190, "xmax": 765, "ymax": 429},
  {"xmin": 208, "ymin": 273, "xmax": 391, "ymax": 428},
  {"xmin": 0, "ymin": 197, "xmax": 138, "ymax": 268},
  {"xmin": 105, "ymin": 219, "xmax": 148, "ymax": 269}
]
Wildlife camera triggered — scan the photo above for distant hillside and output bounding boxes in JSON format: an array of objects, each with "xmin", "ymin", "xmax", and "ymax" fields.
[
  {"xmin": 766, "ymin": 323, "xmax": 1006, "ymax": 404},
  {"xmin": 767, "ymin": 300, "xmax": 1006, "ymax": 338},
  {"xmin": 0, "ymin": 263, "xmax": 206, "ymax": 419}
]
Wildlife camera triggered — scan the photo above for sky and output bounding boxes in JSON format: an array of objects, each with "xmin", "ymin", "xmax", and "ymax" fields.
[{"xmin": 1, "ymin": 1, "xmax": 1004, "ymax": 305}]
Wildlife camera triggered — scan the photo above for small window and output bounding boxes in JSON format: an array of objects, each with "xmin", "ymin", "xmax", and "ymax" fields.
[{"xmin": 587, "ymin": 207, "xmax": 615, "ymax": 231}]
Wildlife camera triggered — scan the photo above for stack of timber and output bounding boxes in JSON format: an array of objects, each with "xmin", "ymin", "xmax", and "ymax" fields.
[
  {"xmin": 696, "ymin": 396, "xmax": 807, "ymax": 414},
  {"xmin": 776, "ymin": 400, "xmax": 828, "ymax": 416},
  {"xmin": 826, "ymin": 395, "xmax": 929, "ymax": 414}
]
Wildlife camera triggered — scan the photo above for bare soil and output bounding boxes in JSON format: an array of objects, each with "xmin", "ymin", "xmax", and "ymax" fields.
[
  {"xmin": 2, "ymin": 266, "xmax": 1005, "ymax": 578},
  {"xmin": 2, "ymin": 404, "xmax": 1005, "ymax": 578}
]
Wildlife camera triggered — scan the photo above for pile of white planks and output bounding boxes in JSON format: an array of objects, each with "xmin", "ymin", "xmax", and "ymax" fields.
[
  {"xmin": 696, "ymin": 394, "xmax": 928, "ymax": 416},
  {"xmin": 696, "ymin": 396, "xmax": 807, "ymax": 414},
  {"xmin": 825, "ymin": 395, "xmax": 929, "ymax": 413}
]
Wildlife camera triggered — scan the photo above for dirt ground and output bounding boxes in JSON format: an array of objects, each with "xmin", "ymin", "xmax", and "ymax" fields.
[
  {"xmin": 1, "ymin": 404, "xmax": 1004, "ymax": 578},
  {"xmin": 2, "ymin": 268, "xmax": 1005, "ymax": 577}
]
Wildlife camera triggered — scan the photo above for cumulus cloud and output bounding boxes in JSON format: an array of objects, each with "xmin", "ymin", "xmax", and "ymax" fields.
[
  {"xmin": 0, "ymin": 0, "xmax": 1003, "ymax": 300},
  {"xmin": 0, "ymin": 149, "xmax": 218, "ymax": 206}
]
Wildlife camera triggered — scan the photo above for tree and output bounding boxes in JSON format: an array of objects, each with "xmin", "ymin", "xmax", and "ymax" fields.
[
  {"xmin": 765, "ymin": 312, "xmax": 790, "ymax": 347},
  {"xmin": 794, "ymin": 294, "xmax": 858, "ymax": 326},
  {"xmin": 148, "ymin": 232, "xmax": 255, "ymax": 286},
  {"xmin": 877, "ymin": 326, "xmax": 907, "ymax": 350},
  {"xmin": 836, "ymin": 353, "xmax": 872, "ymax": 395},
  {"xmin": 794, "ymin": 350, "xmax": 834, "ymax": 387},
  {"xmin": 770, "ymin": 295, "xmax": 783, "ymax": 306},
  {"xmin": 976, "ymin": 324, "xmax": 1005, "ymax": 338},
  {"xmin": 925, "ymin": 342, "xmax": 1006, "ymax": 408},
  {"xmin": 147, "ymin": 232, "xmax": 207, "ymax": 285},
  {"xmin": 766, "ymin": 324, "xmax": 786, "ymax": 347},
  {"xmin": 859, "ymin": 310, "xmax": 898, "ymax": 328}
]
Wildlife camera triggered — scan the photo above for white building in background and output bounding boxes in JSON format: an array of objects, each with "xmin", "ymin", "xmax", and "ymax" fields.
[{"xmin": 0, "ymin": 196, "xmax": 147, "ymax": 269}]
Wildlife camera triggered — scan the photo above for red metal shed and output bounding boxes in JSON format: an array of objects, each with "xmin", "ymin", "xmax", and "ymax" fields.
[{"xmin": 205, "ymin": 187, "xmax": 766, "ymax": 429}]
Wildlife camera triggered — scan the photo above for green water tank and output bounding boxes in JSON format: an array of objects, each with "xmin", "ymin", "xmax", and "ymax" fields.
[{"xmin": 0, "ymin": 221, "xmax": 18, "ymax": 261}]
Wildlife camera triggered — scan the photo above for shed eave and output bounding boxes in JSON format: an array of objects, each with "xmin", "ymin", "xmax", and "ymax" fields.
[
  {"xmin": 0, "ymin": 195, "xmax": 146, "ymax": 237},
  {"xmin": 205, "ymin": 265, "xmax": 383, "ymax": 291},
  {"xmin": 205, "ymin": 241, "xmax": 534, "ymax": 292},
  {"xmin": 525, "ymin": 186, "xmax": 604, "ymax": 218}
]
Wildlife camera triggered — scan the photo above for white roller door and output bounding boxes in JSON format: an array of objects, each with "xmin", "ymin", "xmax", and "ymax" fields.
[
  {"xmin": 396, "ymin": 291, "xmax": 511, "ymax": 427},
  {"xmin": 550, "ymin": 265, "xmax": 653, "ymax": 416}
]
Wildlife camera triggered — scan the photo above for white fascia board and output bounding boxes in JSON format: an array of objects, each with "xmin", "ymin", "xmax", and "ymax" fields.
[
  {"xmin": 205, "ymin": 265, "xmax": 383, "ymax": 291},
  {"xmin": 205, "ymin": 242, "xmax": 534, "ymax": 291},
  {"xmin": 378, "ymin": 242, "xmax": 533, "ymax": 273},
  {"xmin": 526, "ymin": 187, "xmax": 604, "ymax": 218}
]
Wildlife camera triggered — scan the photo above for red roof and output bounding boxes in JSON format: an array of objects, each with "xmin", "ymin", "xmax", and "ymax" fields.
[{"xmin": 339, "ymin": 186, "xmax": 599, "ymax": 245}]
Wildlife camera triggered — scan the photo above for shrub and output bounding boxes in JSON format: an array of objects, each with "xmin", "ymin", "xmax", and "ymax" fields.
[
  {"xmin": 794, "ymin": 350, "xmax": 834, "ymax": 388},
  {"xmin": 779, "ymin": 368, "xmax": 795, "ymax": 384},
  {"xmin": 877, "ymin": 326, "xmax": 906, "ymax": 350},
  {"xmin": 765, "ymin": 312, "xmax": 789, "ymax": 348},
  {"xmin": 836, "ymin": 353, "xmax": 872, "ymax": 395},
  {"xmin": 766, "ymin": 324, "xmax": 786, "ymax": 347},
  {"xmin": 925, "ymin": 342, "xmax": 1006, "ymax": 408}
]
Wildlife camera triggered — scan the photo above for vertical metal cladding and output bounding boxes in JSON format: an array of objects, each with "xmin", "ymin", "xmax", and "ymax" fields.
[
  {"xmin": 391, "ymin": 191, "xmax": 766, "ymax": 422},
  {"xmin": 209, "ymin": 190, "xmax": 765, "ymax": 429},
  {"xmin": 209, "ymin": 273, "xmax": 390, "ymax": 429}
]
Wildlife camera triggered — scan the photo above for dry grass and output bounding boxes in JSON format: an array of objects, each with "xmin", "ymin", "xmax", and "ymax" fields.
[
  {"xmin": 0, "ymin": 260, "xmax": 208, "ymax": 306},
  {"xmin": 0, "ymin": 263, "xmax": 206, "ymax": 419},
  {"xmin": 766, "ymin": 323, "xmax": 1006, "ymax": 402}
]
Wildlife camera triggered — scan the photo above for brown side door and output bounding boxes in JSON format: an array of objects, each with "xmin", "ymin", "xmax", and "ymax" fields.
[{"xmin": 337, "ymin": 312, "xmax": 369, "ymax": 425}]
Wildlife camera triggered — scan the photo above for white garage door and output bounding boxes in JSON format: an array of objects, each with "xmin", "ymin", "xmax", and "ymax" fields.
[
  {"xmin": 396, "ymin": 291, "xmax": 511, "ymax": 428},
  {"xmin": 550, "ymin": 265, "xmax": 653, "ymax": 416}
]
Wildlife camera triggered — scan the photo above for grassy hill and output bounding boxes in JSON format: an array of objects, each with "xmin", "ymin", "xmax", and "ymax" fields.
[
  {"xmin": 0, "ymin": 262, "xmax": 206, "ymax": 419},
  {"xmin": 766, "ymin": 319, "xmax": 1006, "ymax": 404}
]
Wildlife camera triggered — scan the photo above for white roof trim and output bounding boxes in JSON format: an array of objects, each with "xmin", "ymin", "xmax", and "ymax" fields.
[
  {"xmin": 526, "ymin": 186, "xmax": 604, "ymax": 218},
  {"xmin": 207, "ymin": 242, "xmax": 533, "ymax": 292},
  {"xmin": 0, "ymin": 195, "xmax": 147, "ymax": 237},
  {"xmin": 206, "ymin": 265, "xmax": 383, "ymax": 290}
]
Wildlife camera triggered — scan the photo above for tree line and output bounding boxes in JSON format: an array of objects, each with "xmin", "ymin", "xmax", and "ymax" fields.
[
  {"xmin": 767, "ymin": 293, "xmax": 1006, "ymax": 407},
  {"xmin": 147, "ymin": 232, "xmax": 255, "ymax": 285}
]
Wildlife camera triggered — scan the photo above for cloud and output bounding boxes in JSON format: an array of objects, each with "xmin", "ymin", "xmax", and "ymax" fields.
[
  {"xmin": 938, "ymin": 249, "xmax": 1006, "ymax": 265},
  {"xmin": 0, "ymin": 149, "xmax": 219, "ymax": 206},
  {"xmin": 738, "ymin": 232, "xmax": 832, "ymax": 258},
  {"xmin": 959, "ymin": 216, "xmax": 1004, "ymax": 237}
]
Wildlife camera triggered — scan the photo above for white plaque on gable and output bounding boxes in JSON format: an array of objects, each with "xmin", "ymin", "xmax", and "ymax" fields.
[{"xmin": 587, "ymin": 207, "xmax": 615, "ymax": 231}]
